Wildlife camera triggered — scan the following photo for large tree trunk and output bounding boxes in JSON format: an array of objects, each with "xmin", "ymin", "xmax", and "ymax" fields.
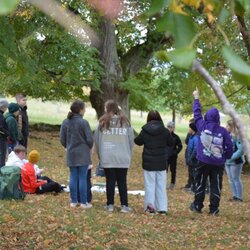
[{"xmin": 90, "ymin": 17, "xmax": 129, "ymax": 118}]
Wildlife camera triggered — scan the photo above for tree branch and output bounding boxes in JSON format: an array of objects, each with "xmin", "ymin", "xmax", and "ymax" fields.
[{"xmin": 192, "ymin": 59, "xmax": 250, "ymax": 161}]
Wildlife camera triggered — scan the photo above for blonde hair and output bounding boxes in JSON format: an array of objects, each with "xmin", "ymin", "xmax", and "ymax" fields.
[{"xmin": 227, "ymin": 120, "xmax": 238, "ymax": 137}]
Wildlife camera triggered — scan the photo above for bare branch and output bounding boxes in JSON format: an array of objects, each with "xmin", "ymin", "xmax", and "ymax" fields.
[
  {"xmin": 192, "ymin": 59, "xmax": 250, "ymax": 161},
  {"xmin": 27, "ymin": 0, "xmax": 100, "ymax": 48}
]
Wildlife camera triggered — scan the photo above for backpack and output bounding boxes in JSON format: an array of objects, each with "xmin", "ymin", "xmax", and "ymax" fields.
[{"xmin": 0, "ymin": 166, "xmax": 26, "ymax": 200}]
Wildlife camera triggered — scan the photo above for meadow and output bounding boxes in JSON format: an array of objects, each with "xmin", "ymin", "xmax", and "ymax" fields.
[{"xmin": 0, "ymin": 99, "xmax": 250, "ymax": 249}]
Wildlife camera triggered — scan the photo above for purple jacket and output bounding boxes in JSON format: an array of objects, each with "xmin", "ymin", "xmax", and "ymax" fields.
[{"xmin": 193, "ymin": 99, "xmax": 233, "ymax": 166}]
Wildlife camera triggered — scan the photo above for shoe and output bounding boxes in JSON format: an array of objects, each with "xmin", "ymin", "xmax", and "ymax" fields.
[
  {"xmin": 209, "ymin": 209, "xmax": 219, "ymax": 216},
  {"xmin": 104, "ymin": 204, "xmax": 114, "ymax": 212},
  {"xmin": 120, "ymin": 205, "xmax": 132, "ymax": 213},
  {"xmin": 61, "ymin": 186, "xmax": 70, "ymax": 193},
  {"xmin": 229, "ymin": 196, "xmax": 243, "ymax": 202},
  {"xmin": 70, "ymin": 203, "xmax": 78, "ymax": 208},
  {"xmin": 80, "ymin": 203, "xmax": 92, "ymax": 209},
  {"xmin": 190, "ymin": 203, "xmax": 202, "ymax": 213},
  {"xmin": 169, "ymin": 183, "xmax": 175, "ymax": 190},
  {"xmin": 158, "ymin": 211, "xmax": 167, "ymax": 215},
  {"xmin": 145, "ymin": 204, "xmax": 156, "ymax": 214}
]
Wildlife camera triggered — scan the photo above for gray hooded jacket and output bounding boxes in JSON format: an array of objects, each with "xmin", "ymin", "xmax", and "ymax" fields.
[{"xmin": 94, "ymin": 115, "xmax": 134, "ymax": 168}]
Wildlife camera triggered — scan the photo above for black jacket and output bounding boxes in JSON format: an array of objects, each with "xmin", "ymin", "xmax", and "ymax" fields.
[
  {"xmin": 19, "ymin": 105, "xmax": 29, "ymax": 138},
  {"xmin": 134, "ymin": 120, "xmax": 174, "ymax": 171},
  {"xmin": 167, "ymin": 132, "xmax": 183, "ymax": 159},
  {"xmin": 0, "ymin": 110, "xmax": 9, "ymax": 139}
]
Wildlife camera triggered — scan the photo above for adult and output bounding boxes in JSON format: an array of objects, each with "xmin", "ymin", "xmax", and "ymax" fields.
[
  {"xmin": 190, "ymin": 89, "xmax": 233, "ymax": 216},
  {"xmin": 135, "ymin": 110, "xmax": 173, "ymax": 214},
  {"xmin": 5, "ymin": 103, "xmax": 21, "ymax": 153},
  {"xmin": 166, "ymin": 121, "xmax": 183, "ymax": 190},
  {"xmin": 16, "ymin": 93, "xmax": 29, "ymax": 148},
  {"xmin": 0, "ymin": 99, "xmax": 9, "ymax": 167},
  {"xmin": 94, "ymin": 100, "xmax": 134, "ymax": 213},
  {"xmin": 60, "ymin": 100, "xmax": 93, "ymax": 208},
  {"xmin": 225, "ymin": 120, "xmax": 245, "ymax": 202}
]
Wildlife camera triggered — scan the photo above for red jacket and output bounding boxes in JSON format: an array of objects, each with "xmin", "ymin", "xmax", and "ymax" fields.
[{"xmin": 21, "ymin": 162, "xmax": 46, "ymax": 193}]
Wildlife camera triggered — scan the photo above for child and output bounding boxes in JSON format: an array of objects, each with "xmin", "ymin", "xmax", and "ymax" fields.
[
  {"xmin": 21, "ymin": 150, "xmax": 62, "ymax": 194},
  {"xmin": 134, "ymin": 110, "xmax": 173, "ymax": 214},
  {"xmin": 15, "ymin": 93, "xmax": 29, "ymax": 148}
]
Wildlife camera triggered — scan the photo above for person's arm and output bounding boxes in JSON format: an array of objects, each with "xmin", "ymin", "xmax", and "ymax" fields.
[
  {"xmin": 7, "ymin": 118, "xmax": 19, "ymax": 143},
  {"xmin": 128, "ymin": 127, "xmax": 134, "ymax": 153},
  {"xmin": 27, "ymin": 166, "xmax": 46, "ymax": 189},
  {"xmin": 176, "ymin": 135, "xmax": 183, "ymax": 154},
  {"xmin": 0, "ymin": 116, "xmax": 9, "ymax": 137},
  {"xmin": 59, "ymin": 121, "xmax": 67, "ymax": 148},
  {"xmin": 192, "ymin": 89, "xmax": 204, "ymax": 132},
  {"xmin": 166, "ymin": 130, "xmax": 174, "ymax": 147},
  {"xmin": 224, "ymin": 131, "xmax": 234, "ymax": 160},
  {"xmin": 134, "ymin": 131, "xmax": 144, "ymax": 146},
  {"xmin": 94, "ymin": 125, "xmax": 100, "ymax": 158},
  {"xmin": 230, "ymin": 139, "xmax": 244, "ymax": 161},
  {"xmin": 83, "ymin": 120, "xmax": 94, "ymax": 149}
]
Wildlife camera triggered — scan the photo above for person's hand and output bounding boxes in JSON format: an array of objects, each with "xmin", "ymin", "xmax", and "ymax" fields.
[
  {"xmin": 40, "ymin": 167, "xmax": 45, "ymax": 174},
  {"xmin": 193, "ymin": 87, "xmax": 199, "ymax": 99}
]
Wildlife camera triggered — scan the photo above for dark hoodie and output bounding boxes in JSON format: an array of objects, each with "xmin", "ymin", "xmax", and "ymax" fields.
[
  {"xmin": 193, "ymin": 99, "xmax": 233, "ymax": 166},
  {"xmin": 134, "ymin": 120, "xmax": 174, "ymax": 171}
]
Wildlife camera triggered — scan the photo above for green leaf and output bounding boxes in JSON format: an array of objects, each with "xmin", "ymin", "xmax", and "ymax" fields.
[
  {"xmin": 0, "ymin": 0, "xmax": 19, "ymax": 15},
  {"xmin": 222, "ymin": 46, "xmax": 250, "ymax": 85},
  {"xmin": 235, "ymin": 0, "xmax": 250, "ymax": 16},
  {"xmin": 145, "ymin": 0, "xmax": 170, "ymax": 16},
  {"xmin": 156, "ymin": 12, "xmax": 196, "ymax": 48},
  {"xmin": 154, "ymin": 50, "xmax": 168, "ymax": 61},
  {"xmin": 167, "ymin": 48, "xmax": 196, "ymax": 69}
]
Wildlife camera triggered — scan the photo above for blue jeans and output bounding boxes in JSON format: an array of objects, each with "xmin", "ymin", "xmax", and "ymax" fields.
[
  {"xmin": 69, "ymin": 165, "xmax": 88, "ymax": 204},
  {"xmin": 225, "ymin": 164, "xmax": 243, "ymax": 199},
  {"xmin": 144, "ymin": 170, "xmax": 167, "ymax": 212}
]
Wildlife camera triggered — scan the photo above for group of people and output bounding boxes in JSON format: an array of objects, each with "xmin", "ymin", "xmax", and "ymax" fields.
[{"xmin": 0, "ymin": 90, "xmax": 245, "ymax": 216}]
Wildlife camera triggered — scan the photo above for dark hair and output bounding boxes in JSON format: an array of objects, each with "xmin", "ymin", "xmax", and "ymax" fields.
[
  {"xmin": 147, "ymin": 110, "xmax": 163, "ymax": 123},
  {"xmin": 67, "ymin": 100, "xmax": 85, "ymax": 119},
  {"xmin": 99, "ymin": 100, "xmax": 130, "ymax": 130},
  {"xmin": 14, "ymin": 145, "xmax": 27, "ymax": 154}
]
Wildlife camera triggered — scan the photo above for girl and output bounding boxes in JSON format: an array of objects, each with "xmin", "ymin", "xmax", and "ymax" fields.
[
  {"xmin": 60, "ymin": 100, "xmax": 93, "ymax": 208},
  {"xmin": 225, "ymin": 120, "xmax": 244, "ymax": 202},
  {"xmin": 94, "ymin": 100, "xmax": 134, "ymax": 213},
  {"xmin": 134, "ymin": 110, "xmax": 173, "ymax": 214}
]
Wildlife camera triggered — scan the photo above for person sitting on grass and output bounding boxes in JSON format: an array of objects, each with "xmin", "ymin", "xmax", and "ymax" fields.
[
  {"xmin": 6, "ymin": 145, "xmax": 44, "ymax": 177},
  {"xmin": 21, "ymin": 150, "xmax": 62, "ymax": 194}
]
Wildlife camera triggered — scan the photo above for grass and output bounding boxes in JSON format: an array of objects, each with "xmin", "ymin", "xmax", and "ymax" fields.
[{"xmin": 0, "ymin": 130, "xmax": 250, "ymax": 249}]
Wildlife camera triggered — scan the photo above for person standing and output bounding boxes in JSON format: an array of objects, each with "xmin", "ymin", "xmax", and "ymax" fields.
[
  {"xmin": 60, "ymin": 100, "xmax": 93, "ymax": 208},
  {"xmin": 16, "ymin": 94, "xmax": 29, "ymax": 148},
  {"xmin": 166, "ymin": 121, "xmax": 183, "ymax": 190},
  {"xmin": 135, "ymin": 110, "xmax": 173, "ymax": 214},
  {"xmin": 94, "ymin": 100, "xmax": 134, "ymax": 213},
  {"xmin": 225, "ymin": 120, "xmax": 244, "ymax": 202},
  {"xmin": 0, "ymin": 99, "xmax": 9, "ymax": 167},
  {"xmin": 5, "ymin": 103, "xmax": 20, "ymax": 153},
  {"xmin": 185, "ymin": 123, "xmax": 199, "ymax": 193},
  {"xmin": 190, "ymin": 88, "xmax": 233, "ymax": 216}
]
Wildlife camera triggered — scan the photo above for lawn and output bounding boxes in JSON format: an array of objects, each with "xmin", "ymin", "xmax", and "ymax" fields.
[{"xmin": 0, "ymin": 130, "xmax": 250, "ymax": 249}]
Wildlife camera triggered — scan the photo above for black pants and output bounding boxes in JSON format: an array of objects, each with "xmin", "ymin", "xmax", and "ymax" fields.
[
  {"xmin": 87, "ymin": 169, "xmax": 92, "ymax": 203},
  {"xmin": 186, "ymin": 165, "xmax": 192, "ymax": 187},
  {"xmin": 19, "ymin": 136, "xmax": 28, "ymax": 148},
  {"xmin": 167, "ymin": 156, "xmax": 177, "ymax": 184},
  {"xmin": 35, "ymin": 176, "xmax": 62, "ymax": 194},
  {"xmin": 104, "ymin": 168, "xmax": 128, "ymax": 206},
  {"xmin": 193, "ymin": 162, "xmax": 224, "ymax": 213},
  {"xmin": 0, "ymin": 139, "xmax": 7, "ymax": 168}
]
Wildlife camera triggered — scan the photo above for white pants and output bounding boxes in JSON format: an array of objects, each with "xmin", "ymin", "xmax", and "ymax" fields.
[{"xmin": 143, "ymin": 170, "xmax": 168, "ymax": 212}]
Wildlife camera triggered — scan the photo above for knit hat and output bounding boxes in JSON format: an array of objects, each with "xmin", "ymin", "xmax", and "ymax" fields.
[
  {"xmin": 8, "ymin": 103, "xmax": 19, "ymax": 113},
  {"xmin": 189, "ymin": 123, "xmax": 197, "ymax": 132},
  {"xmin": 167, "ymin": 121, "xmax": 175, "ymax": 128},
  {"xmin": 28, "ymin": 150, "xmax": 40, "ymax": 164},
  {"xmin": 0, "ymin": 99, "xmax": 8, "ymax": 110}
]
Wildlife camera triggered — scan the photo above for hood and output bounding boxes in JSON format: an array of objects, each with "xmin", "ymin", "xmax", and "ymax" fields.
[
  {"xmin": 4, "ymin": 112, "xmax": 14, "ymax": 119},
  {"xmin": 204, "ymin": 108, "xmax": 220, "ymax": 124},
  {"xmin": 142, "ymin": 120, "xmax": 165, "ymax": 136}
]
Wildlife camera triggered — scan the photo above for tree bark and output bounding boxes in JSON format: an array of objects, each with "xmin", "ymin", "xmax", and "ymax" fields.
[
  {"xmin": 172, "ymin": 108, "xmax": 176, "ymax": 123},
  {"xmin": 192, "ymin": 59, "xmax": 250, "ymax": 161}
]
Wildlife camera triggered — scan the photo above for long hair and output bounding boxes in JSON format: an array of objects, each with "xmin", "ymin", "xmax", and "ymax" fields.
[
  {"xmin": 99, "ymin": 100, "xmax": 130, "ymax": 130},
  {"xmin": 67, "ymin": 100, "xmax": 85, "ymax": 119},
  {"xmin": 227, "ymin": 120, "xmax": 238, "ymax": 137},
  {"xmin": 147, "ymin": 110, "xmax": 163, "ymax": 123}
]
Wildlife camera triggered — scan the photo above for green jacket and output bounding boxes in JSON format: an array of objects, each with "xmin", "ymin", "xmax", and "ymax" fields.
[{"xmin": 4, "ymin": 113, "xmax": 20, "ymax": 144}]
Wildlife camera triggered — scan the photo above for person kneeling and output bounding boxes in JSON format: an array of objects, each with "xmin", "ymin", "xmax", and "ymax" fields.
[{"xmin": 22, "ymin": 150, "xmax": 62, "ymax": 194}]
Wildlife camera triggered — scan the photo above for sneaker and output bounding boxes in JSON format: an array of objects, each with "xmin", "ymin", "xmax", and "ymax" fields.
[
  {"xmin": 158, "ymin": 211, "xmax": 167, "ymax": 215},
  {"xmin": 62, "ymin": 186, "xmax": 70, "ymax": 193},
  {"xmin": 169, "ymin": 183, "xmax": 175, "ymax": 190},
  {"xmin": 190, "ymin": 203, "xmax": 202, "ymax": 213},
  {"xmin": 145, "ymin": 204, "xmax": 156, "ymax": 214},
  {"xmin": 120, "ymin": 205, "xmax": 132, "ymax": 213},
  {"xmin": 104, "ymin": 204, "xmax": 114, "ymax": 212},
  {"xmin": 209, "ymin": 209, "xmax": 219, "ymax": 216},
  {"xmin": 80, "ymin": 203, "xmax": 93, "ymax": 209},
  {"xmin": 70, "ymin": 203, "xmax": 78, "ymax": 208}
]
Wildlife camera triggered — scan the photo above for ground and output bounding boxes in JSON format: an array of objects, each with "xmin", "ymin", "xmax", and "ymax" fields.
[{"xmin": 0, "ymin": 131, "xmax": 250, "ymax": 249}]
